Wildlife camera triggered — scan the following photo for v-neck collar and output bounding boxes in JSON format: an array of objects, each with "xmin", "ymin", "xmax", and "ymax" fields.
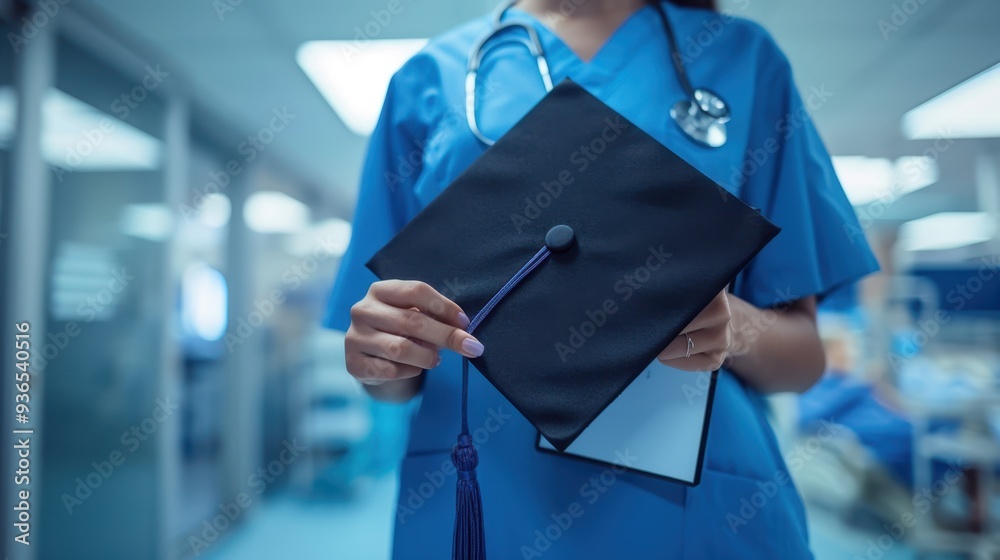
[{"xmin": 501, "ymin": 3, "xmax": 659, "ymax": 78}]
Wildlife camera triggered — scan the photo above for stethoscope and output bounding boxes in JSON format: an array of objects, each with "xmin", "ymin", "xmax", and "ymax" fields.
[{"xmin": 466, "ymin": 0, "xmax": 731, "ymax": 148}]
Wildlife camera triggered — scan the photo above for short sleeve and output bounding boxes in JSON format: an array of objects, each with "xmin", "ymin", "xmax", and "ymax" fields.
[
  {"xmin": 321, "ymin": 61, "xmax": 433, "ymax": 331},
  {"xmin": 734, "ymin": 40, "xmax": 879, "ymax": 309}
]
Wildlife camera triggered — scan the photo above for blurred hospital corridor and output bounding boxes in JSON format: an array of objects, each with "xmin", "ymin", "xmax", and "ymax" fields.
[{"xmin": 1, "ymin": 0, "xmax": 999, "ymax": 559}]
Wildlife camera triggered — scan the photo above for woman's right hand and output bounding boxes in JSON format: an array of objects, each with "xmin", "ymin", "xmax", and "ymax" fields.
[{"xmin": 345, "ymin": 280, "xmax": 484, "ymax": 391}]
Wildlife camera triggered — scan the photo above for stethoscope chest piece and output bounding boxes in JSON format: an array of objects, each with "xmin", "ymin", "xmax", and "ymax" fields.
[{"xmin": 670, "ymin": 88, "xmax": 730, "ymax": 148}]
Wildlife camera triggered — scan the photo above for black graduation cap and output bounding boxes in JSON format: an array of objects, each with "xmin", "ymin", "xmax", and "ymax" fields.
[
  {"xmin": 367, "ymin": 78, "xmax": 778, "ymax": 558},
  {"xmin": 369, "ymin": 78, "xmax": 778, "ymax": 449}
]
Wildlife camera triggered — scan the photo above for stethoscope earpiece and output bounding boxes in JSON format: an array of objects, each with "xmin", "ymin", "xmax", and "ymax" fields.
[{"xmin": 467, "ymin": 0, "xmax": 730, "ymax": 148}]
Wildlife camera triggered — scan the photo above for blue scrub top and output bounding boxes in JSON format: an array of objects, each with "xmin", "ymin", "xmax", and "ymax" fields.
[{"xmin": 325, "ymin": 3, "xmax": 879, "ymax": 558}]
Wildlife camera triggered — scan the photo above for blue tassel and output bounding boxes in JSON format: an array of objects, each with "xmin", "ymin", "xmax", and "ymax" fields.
[{"xmin": 452, "ymin": 430, "xmax": 485, "ymax": 560}]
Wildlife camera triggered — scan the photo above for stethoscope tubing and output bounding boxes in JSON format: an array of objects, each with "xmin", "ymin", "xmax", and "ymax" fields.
[{"xmin": 466, "ymin": 0, "xmax": 729, "ymax": 147}]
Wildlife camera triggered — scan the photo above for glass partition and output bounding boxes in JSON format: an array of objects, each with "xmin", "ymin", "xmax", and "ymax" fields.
[{"xmin": 37, "ymin": 34, "xmax": 168, "ymax": 560}]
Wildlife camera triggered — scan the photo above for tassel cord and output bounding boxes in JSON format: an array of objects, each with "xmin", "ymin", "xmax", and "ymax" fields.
[{"xmin": 452, "ymin": 245, "xmax": 551, "ymax": 560}]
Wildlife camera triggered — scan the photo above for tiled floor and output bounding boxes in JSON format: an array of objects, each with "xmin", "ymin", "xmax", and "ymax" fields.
[
  {"xmin": 201, "ymin": 473, "xmax": 919, "ymax": 560},
  {"xmin": 200, "ymin": 475, "xmax": 396, "ymax": 560}
]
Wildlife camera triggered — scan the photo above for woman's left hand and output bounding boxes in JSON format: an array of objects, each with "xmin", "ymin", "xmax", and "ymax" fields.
[{"xmin": 657, "ymin": 290, "xmax": 732, "ymax": 372}]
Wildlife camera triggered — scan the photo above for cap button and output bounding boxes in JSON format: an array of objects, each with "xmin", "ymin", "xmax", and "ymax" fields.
[{"xmin": 545, "ymin": 225, "xmax": 575, "ymax": 253}]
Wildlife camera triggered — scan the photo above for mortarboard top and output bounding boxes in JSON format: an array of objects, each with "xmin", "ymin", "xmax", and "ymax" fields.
[{"xmin": 367, "ymin": 78, "xmax": 779, "ymax": 452}]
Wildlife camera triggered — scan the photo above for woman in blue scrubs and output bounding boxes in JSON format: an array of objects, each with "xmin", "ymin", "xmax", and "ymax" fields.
[{"xmin": 325, "ymin": 0, "xmax": 879, "ymax": 557}]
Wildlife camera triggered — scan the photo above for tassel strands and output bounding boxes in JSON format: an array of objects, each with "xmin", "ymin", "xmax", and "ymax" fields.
[{"xmin": 451, "ymin": 364, "xmax": 486, "ymax": 559}]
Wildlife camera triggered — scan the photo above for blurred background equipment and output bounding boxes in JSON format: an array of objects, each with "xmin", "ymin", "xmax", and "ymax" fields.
[{"xmin": 0, "ymin": 0, "xmax": 998, "ymax": 559}]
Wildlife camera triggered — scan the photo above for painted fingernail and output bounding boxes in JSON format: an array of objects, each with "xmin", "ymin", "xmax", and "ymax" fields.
[
  {"xmin": 458, "ymin": 312, "xmax": 471, "ymax": 329},
  {"xmin": 461, "ymin": 337, "xmax": 484, "ymax": 358}
]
